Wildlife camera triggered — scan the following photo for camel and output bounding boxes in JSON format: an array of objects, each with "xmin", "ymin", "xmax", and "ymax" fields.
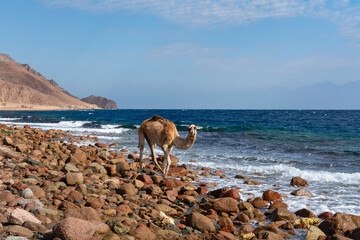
[{"xmin": 138, "ymin": 115, "xmax": 197, "ymax": 177}]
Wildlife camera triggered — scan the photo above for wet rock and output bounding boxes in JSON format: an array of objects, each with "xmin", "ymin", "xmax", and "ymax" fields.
[
  {"xmin": 8, "ymin": 208, "xmax": 42, "ymax": 225},
  {"xmin": 269, "ymin": 202, "xmax": 288, "ymax": 209},
  {"xmin": 213, "ymin": 197, "xmax": 239, "ymax": 213},
  {"xmin": 250, "ymin": 197, "xmax": 268, "ymax": 208},
  {"xmin": 319, "ymin": 212, "xmax": 360, "ymax": 236},
  {"xmin": 238, "ymin": 202, "xmax": 254, "ymax": 212},
  {"xmin": 66, "ymin": 172, "xmax": 84, "ymax": 185},
  {"xmin": 186, "ymin": 212, "xmax": 216, "ymax": 233},
  {"xmin": 271, "ymin": 208, "xmax": 297, "ymax": 221},
  {"xmin": 291, "ymin": 176, "xmax": 309, "ymax": 187},
  {"xmin": 257, "ymin": 230, "xmax": 284, "ymax": 240},
  {"xmin": 305, "ymin": 226, "xmax": 326, "ymax": 240},
  {"xmin": 235, "ymin": 174, "xmax": 250, "ymax": 179},
  {"xmin": 236, "ymin": 213, "xmax": 251, "ymax": 223},
  {"xmin": 221, "ymin": 189, "xmax": 241, "ymax": 200},
  {"xmin": 244, "ymin": 180, "xmax": 262, "ymax": 185},
  {"xmin": 53, "ymin": 217, "xmax": 95, "ymax": 240},
  {"xmin": 263, "ymin": 189, "xmax": 282, "ymax": 203},
  {"xmin": 319, "ymin": 212, "xmax": 334, "ymax": 220},
  {"xmin": 291, "ymin": 188, "xmax": 313, "ymax": 197},
  {"xmin": 295, "ymin": 208, "xmax": 317, "ymax": 218}
]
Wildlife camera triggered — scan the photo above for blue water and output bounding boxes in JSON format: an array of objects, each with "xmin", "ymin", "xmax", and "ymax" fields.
[{"xmin": 0, "ymin": 110, "xmax": 359, "ymax": 215}]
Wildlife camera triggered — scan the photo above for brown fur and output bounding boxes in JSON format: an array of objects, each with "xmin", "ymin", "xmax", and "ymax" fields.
[{"xmin": 138, "ymin": 115, "xmax": 197, "ymax": 176}]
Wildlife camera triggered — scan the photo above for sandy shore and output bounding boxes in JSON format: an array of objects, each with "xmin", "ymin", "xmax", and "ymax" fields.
[
  {"xmin": 0, "ymin": 123, "xmax": 358, "ymax": 239},
  {"xmin": 0, "ymin": 103, "xmax": 100, "ymax": 111}
]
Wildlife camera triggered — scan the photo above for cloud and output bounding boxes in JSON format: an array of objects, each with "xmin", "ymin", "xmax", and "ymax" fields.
[{"xmin": 38, "ymin": 0, "xmax": 360, "ymax": 45}]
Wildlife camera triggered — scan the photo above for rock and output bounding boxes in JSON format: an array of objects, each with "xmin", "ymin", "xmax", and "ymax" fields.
[
  {"xmin": 66, "ymin": 172, "xmax": 84, "ymax": 185},
  {"xmin": 3, "ymin": 137, "xmax": 13, "ymax": 146},
  {"xmin": 22, "ymin": 188, "xmax": 34, "ymax": 199},
  {"xmin": 330, "ymin": 234, "xmax": 352, "ymax": 240},
  {"xmin": 250, "ymin": 197, "xmax": 268, "ymax": 208},
  {"xmin": 221, "ymin": 189, "xmax": 241, "ymax": 200},
  {"xmin": 162, "ymin": 178, "xmax": 183, "ymax": 188},
  {"xmin": 257, "ymin": 230, "xmax": 284, "ymax": 240},
  {"xmin": 102, "ymin": 232, "xmax": 120, "ymax": 240},
  {"xmin": 0, "ymin": 191, "xmax": 16, "ymax": 202},
  {"xmin": 89, "ymin": 220, "xmax": 110, "ymax": 234},
  {"xmin": 116, "ymin": 204, "xmax": 132, "ymax": 216},
  {"xmin": 244, "ymin": 180, "xmax": 262, "ymax": 185},
  {"xmin": 4, "ymin": 237, "xmax": 29, "ymax": 240},
  {"xmin": 295, "ymin": 208, "xmax": 317, "ymax": 218},
  {"xmin": 263, "ymin": 189, "xmax": 282, "ymax": 203},
  {"xmin": 271, "ymin": 208, "xmax": 297, "ymax": 221},
  {"xmin": 28, "ymin": 186, "xmax": 46, "ymax": 199},
  {"xmin": 130, "ymin": 224, "xmax": 156, "ymax": 240},
  {"xmin": 294, "ymin": 218, "xmax": 321, "ymax": 228},
  {"xmin": 155, "ymin": 204, "xmax": 177, "ymax": 215},
  {"xmin": 305, "ymin": 226, "xmax": 326, "ymax": 240},
  {"xmin": 235, "ymin": 174, "xmax": 250, "ymax": 179},
  {"xmin": 117, "ymin": 183, "xmax": 138, "ymax": 195},
  {"xmin": 53, "ymin": 217, "xmax": 95, "ymax": 240},
  {"xmin": 291, "ymin": 188, "xmax": 313, "ymax": 197},
  {"xmin": 8, "ymin": 208, "xmax": 42, "ymax": 225},
  {"xmin": 142, "ymin": 185, "xmax": 163, "ymax": 195},
  {"xmin": 213, "ymin": 197, "xmax": 239, "ymax": 213},
  {"xmin": 269, "ymin": 202, "xmax": 288, "ymax": 209},
  {"xmin": 66, "ymin": 190, "xmax": 83, "ymax": 202},
  {"xmin": 319, "ymin": 212, "xmax": 334, "ymax": 220},
  {"xmin": 186, "ymin": 212, "xmax": 216, "ymax": 233},
  {"xmin": 236, "ymin": 213, "xmax": 251, "ymax": 223},
  {"xmin": 238, "ymin": 202, "xmax": 254, "ymax": 212},
  {"xmin": 291, "ymin": 176, "xmax": 309, "ymax": 187},
  {"xmin": 137, "ymin": 174, "xmax": 154, "ymax": 185},
  {"xmin": 6, "ymin": 225, "xmax": 34, "ymax": 238},
  {"xmin": 65, "ymin": 207, "xmax": 102, "ymax": 221},
  {"xmin": 64, "ymin": 163, "xmax": 79, "ymax": 172},
  {"xmin": 106, "ymin": 220, "xmax": 130, "ymax": 235},
  {"xmin": 87, "ymin": 162, "xmax": 107, "ymax": 175},
  {"xmin": 319, "ymin": 212, "xmax": 360, "ymax": 236},
  {"xmin": 214, "ymin": 231, "xmax": 235, "ymax": 240}
]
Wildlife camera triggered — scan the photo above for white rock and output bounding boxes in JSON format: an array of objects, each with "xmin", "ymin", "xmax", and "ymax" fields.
[
  {"xmin": 8, "ymin": 208, "xmax": 41, "ymax": 225},
  {"xmin": 21, "ymin": 188, "xmax": 34, "ymax": 199}
]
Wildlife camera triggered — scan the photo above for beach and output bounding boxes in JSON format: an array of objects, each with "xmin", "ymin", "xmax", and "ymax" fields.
[{"xmin": 0, "ymin": 110, "xmax": 359, "ymax": 239}]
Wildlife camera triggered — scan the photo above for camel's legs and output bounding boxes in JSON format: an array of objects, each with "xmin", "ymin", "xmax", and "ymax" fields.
[
  {"xmin": 162, "ymin": 146, "xmax": 173, "ymax": 177},
  {"xmin": 150, "ymin": 143, "xmax": 162, "ymax": 173},
  {"xmin": 138, "ymin": 130, "xmax": 145, "ymax": 173}
]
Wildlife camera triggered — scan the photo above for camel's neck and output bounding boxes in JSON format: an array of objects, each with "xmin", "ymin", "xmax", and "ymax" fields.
[{"xmin": 173, "ymin": 133, "xmax": 196, "ymax": 150}]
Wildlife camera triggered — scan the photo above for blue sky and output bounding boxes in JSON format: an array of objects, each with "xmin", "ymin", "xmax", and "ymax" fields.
[{"xmin": 1, "ymin": 0, "xmax": 360, "ymax": 109}]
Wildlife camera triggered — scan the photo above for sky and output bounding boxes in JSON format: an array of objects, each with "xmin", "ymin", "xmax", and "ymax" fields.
[{"xmin": 1, "ymin": 0, "xmax": 360, "ymax": 109}]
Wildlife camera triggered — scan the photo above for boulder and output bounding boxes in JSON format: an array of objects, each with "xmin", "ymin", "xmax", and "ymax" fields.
[
  {"xmin": 130, "ymin": 224, "xmax": 156, "ymax": 240},
  {"xmin": 137, "ymin": 174, "xmax": 154, "ymax": 185},
  {"xmin": 250, "ymin": 197, "xmax": 268, "ymax": 208},
  {"xmin": 213, "ymin": 197, "xmax": 240, "ymax": 213},
  {"xmin": 295, "ymin": 208, "xmax": 317, "ymax": 218},
  {"xmin": 0, "ymin": 191, "xmax": 16, "ymax": 202},
  {"xmin": 116, "ymin": 183, "xmax": 138, "ymax": 195},
  {"xmin": 162, "ymin": 178, "xmax": 183, "ymax": 188},
  {"xmin": 263, "ymin": 190, "xmax": 282, "ymax": 203},
  {"xmin": 65, "ymin": 207, "xmax": 102, "ymax": 221},
  {"xmin": 257, "ymin": 230, "xmax": 284, "ymax": 240},
  {"xmin": 319, "ymin": 212, "xmax": 360, "ymax": 236},
  {"xmin": 155, "ymin": 204, "xmax": 177, "ymax": 215},
  {"xmin": 305, "ymin": 226, "xmax": 326, "ymax": 240},
  {"xmin": 186, "ymin": 212, "xmax": 216, "ymax": 233},
  {"xmin": 53, "ymin": 217, "xmax": 95, "ymax": 240},
  {"xmin": 291, "ymin": 176, "xmax": 309, "ymax": 187},
  {"xmin": 66, "ymin": 172, "xmax": 84, "ymax": 185},
  {"xmin": 291, "ymin": 188, "xmax": 313, "ymax": 197},
  {"xmin": 6, "ymin": 225, "xmax": 34, "ymax": 238},
  {"xmin": 221, "ymin": 189, "xmax": 241, "ymax": 200}
]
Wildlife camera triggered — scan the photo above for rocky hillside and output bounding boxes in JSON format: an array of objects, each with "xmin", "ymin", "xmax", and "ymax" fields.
[
  {"xmin": 81, "ymin": 95, "xmax": 118, "ymax": 109},
  {"xmin": 0, "ymin": 54, "xmax": 99, "ymax": 110}
]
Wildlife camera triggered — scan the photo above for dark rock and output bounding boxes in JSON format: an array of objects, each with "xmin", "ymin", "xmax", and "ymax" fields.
[{"xmin": 295, "ymin": 208, "xmax": 316, "ymax": 218}]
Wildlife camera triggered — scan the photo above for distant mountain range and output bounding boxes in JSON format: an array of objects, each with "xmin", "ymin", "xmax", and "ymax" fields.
[{"xmin": 0, "ymin": 54, "xmax": 117, "ymax": 110}]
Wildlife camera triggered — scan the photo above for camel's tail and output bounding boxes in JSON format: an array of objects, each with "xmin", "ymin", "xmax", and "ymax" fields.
[{"xmin": 138, "ymin": 128, "xmax": 145, "ymax": 149}]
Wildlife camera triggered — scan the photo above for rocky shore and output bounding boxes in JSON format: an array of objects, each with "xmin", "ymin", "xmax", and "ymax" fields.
[{"xmin": 0, "ymin": 123, "xmax": 359, "ymax": 240}]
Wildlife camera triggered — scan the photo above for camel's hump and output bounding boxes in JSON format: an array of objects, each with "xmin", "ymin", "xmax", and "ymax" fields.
[{"xmin": 149, "ymin": 115, "xmax": 165, "ymax": 121}]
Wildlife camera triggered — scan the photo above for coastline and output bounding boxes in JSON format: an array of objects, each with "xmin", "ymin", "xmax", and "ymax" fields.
[
  {"xmin": 0, "ymin": 103, "xmax": 101, "ymax": 111},
  {"xmin": 0, "ymin": 123, "xmax": 358, "ymax": 239}
]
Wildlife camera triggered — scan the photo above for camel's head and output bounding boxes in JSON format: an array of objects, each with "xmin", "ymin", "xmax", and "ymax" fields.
[{"xmin": 188, "ymin": 124, "xmax": 198, "ymax": 140}]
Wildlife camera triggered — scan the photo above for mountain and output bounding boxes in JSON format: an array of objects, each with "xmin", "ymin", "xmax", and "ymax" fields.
[
  {"xmin": 0, "ymin": 54, "xmax": 100, "ymax": 110},
  {"xmin": 81, "ymin": 95, "xmax": 118, "ymax": 109}
]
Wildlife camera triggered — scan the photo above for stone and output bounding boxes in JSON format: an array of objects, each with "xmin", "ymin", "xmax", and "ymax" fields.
[
  {"xmin": 66, "ymin": 190, "xmax": 83, "ymax": 202},
  {"xmin": 244, "ymin": 180, "xmax": 262, "ymax": 185},
  {"xmin": 186, "ymin": 212, "xmax": 216, "ymax": 233},
  {"xmin": 3, "ymin": 137, "xmax": 13, "ymax": 146},
  {"xmin": 295, "ymin": 208, "xmax": 317, "ymax": 218},
  {"xmin": 238, "ymin": 202, "xmax": 254, "ymax": 212},
  {"xmin": 116, "ymin": 204, "xmax": 132, "ymax": 216},
  {"xmin": 130, "ymin": 224, "xmax": 156, "ymax": 240},
  {"xmin": 214, "ymin": 231, "xmax": 235, "ymax": 240},
  {"xmin": 162, "ymin": 178, "xmax": 183, "ymax": 188},
  {"xmin": 89, "ymin": 220, "xmax": 110, "ymax": 234},
  {"xmin": 28, "ymin": 186, "xmax": 46, "ymax": 199},
  {"xmin": 4, "ymin": 237, "xmax": 29, "ymax": 240},
  {"xmin": 291, "ymin": 176, "xmax": 309, "ymax": 187},
  {"xmin": 235, "ymin": 174, "xmax": 250, "ymax": 179},
  {"xmin": 257, "ymin": 230, "xmax": 284, "ymax": 240},
  {"xmin": 271, "ymin": 208, "xmax": 297, "ymax": 221},
  {"xmin": 291, "ymin": 189, "xmax": 313, "ymax": 197},
  {"xmin": 221, "ymin": 189, "xmax": 241, "ymax": 200},
  {"xmin": 137, "ymin": 174, "xmax": 154, "ymax": 184},
  {"xmin": 319, "ymin": 212, "xmax": 360, "ymax": 236},
  {"xmin": 263, "ymin": 189, "xmax": 282, "ymax": 203},
  {"xmin": 22, "ymin": 188, "xmax": 34, "ymax": 199},
  {"xmin": 106, "ymin": 220, "xmax": 130, "ymax": 235},
  {"xmin": 117, "ymin": 183, "xmax": 138, "ymax": 195},
  {"xmin": 6, "ymin": 225, "xmax": 34, "ymax": 238},
  {"xmin": 64, "ymin": 163, "xmax": 79, "ymax": 172},
  {"xmin": 87, "ymin": 162, "xmax": 107, "ymax": 175},
  {"xmin": 305, "ymin": 226, "xmax": 326, "ymax": 240},
  {"xmin": 209, "ymin": 187, "xmax": 229, "ymax": 198},
  {"xmin": 155, "ymin": 204, "xmax": 177, "ymax": 215},
  {"xmin": 142, "ymin": 185, "xmax": 163, "ymax": 195},
  {"xmin": 8, "ymin": 208, "xmax": 42, "ymax": 225},
  {"xmin": 0, "ymin": 191, "xmax": 16, "ymax": 202},
  {"xmin": 250, "ymin": 197, "xmax": 268, "ymax": 208},
  {"xmin": 65, "ymin": 207, "xmax": 102, "ymax": 222},
  {"xmin": 53, "ymin": 217, "xmax": 95, "ymax": 240},
  {"xmin": 213, "ymin": 197, "xmax": 239, "ymax": 213},
  {"xmin": 103, "ymin": 232, "xmax": 120, "ymax": 240},
  {"xmin": 269, "ymin": 202, "xmax": 288, "ymax": 209},
  {"xmin": 319, "ymin": 212, "xmax": 334, "ymax": 220},
  {"xmin": 236, "ymin": 213, "xmax": 251, "ymax": 223},
  {"xmin": 66, "ymin": 172, "xmax": 84, "ymax": 185}
]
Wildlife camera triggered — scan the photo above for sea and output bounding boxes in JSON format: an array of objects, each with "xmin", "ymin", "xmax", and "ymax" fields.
[{"xmin": 0, "ymin": 109, "xmax": 359, "ymax": 216}]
